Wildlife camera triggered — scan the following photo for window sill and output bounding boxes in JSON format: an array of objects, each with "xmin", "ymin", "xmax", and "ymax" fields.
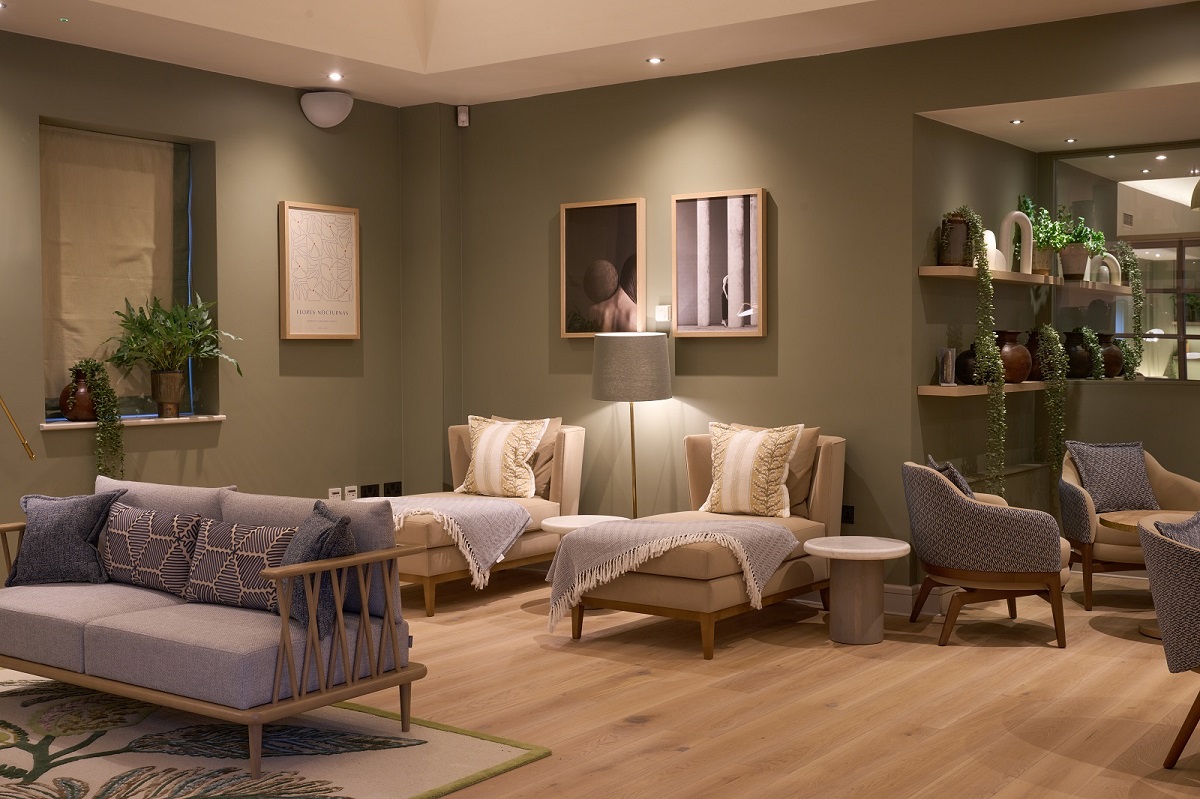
[{"xmin": 39, "ymin": 414, "xmax": 226, "ymax": 432}]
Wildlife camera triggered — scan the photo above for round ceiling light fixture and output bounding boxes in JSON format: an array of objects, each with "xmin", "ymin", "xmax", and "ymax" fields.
[
  {"xmin": 1009, "ymin": 119, "xmax": 1023, "ymax": 125},
  {"xmin": 646, "ymin": 57, "xmax": 665, "ymax": 65},
  {"xmin": 300, "ymin": 91, "xmax": 354, "ymax": 128},
  {"xmin": 328, "ymin": 72, "xmax": 343, "ymax": 82},
  {"xmin": 1065, "ymin": 138, "xmax": 1076, "ymax": 143}
]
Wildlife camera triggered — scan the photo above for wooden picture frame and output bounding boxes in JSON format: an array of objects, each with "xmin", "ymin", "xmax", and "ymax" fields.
[
  {"xmin": 279, "ymin": 200, "xmax": 361, "ymax": 340},
  {"xmin": 672, "ymin": 189, "xmax": 765, "ymax": 337},
  {"xmin": 560, "ymin": 198, "xmax": 646, "ymax": 338}
]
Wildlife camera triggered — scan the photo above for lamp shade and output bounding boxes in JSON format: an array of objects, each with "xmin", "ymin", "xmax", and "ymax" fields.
[
  {"xmin": 300, "ymin": 91, "xmax": 353, "ymax": 128},
  {"xmin": 1191, "ymin": 176, "xmax": 1200, "ymax": 210},
  {"xmin": 592, "ymin": 332, "xmax": 671, "ymax": 402}
]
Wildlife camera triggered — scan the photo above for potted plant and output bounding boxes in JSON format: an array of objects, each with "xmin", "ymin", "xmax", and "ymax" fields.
[
  {"xmin": 1018, "ymin": 196, "xmax": 1067, "ymax": 276},
  {"xmin": 61, "ymin": 357, "xmax": 124, "ymax": 477},
  {"xmin": 108, "ymin": 295, "xmax": 242, "ymax": 418},
  {"xmin": 1058, "ymin": 209, "xmax": 1106, "ymax": 280}
]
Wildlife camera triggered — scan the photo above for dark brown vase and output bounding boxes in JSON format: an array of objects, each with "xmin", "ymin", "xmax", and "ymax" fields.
[
  {"xmin": 954, "ymin": 344, "xmax": 977, "ymax": 385},
  {"xmin": 1098, "ymin": 333, "xmax": 1124, "ymax": 378},
  {"xmin": 151, "ymin": 370, "xmax": 186, "ymax": 418},
  {"xmin": 996, "ymin": 330, "xmax": 1032, "ymax": 383},
  {"xmin": 938, "ymin": 216, "xmax": 970, "ymax": 266},
  {"xmin": 1064, "ymin": 331, "xmax": 1092, "ymax": 378},
  {"xmin": 59, "ymin": 368, "xmax": 97, "ymax": 422}
]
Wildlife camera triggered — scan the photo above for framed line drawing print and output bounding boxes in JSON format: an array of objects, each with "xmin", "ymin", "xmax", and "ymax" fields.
[
  {"xmin": 560, "ymin": 198, "xmax": 646, "ymax": 338},
  {"xmin": 672, "ymin": 188, "xmax": 765, "ymax": 337},
  {"xmin": 279, "ymin": 200, "xmax": 361, "ymax": 339}
]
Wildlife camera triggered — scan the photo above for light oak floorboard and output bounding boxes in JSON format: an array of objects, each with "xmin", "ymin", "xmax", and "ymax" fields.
[{"xmin": 346, "ymin": 570, "xmax": 1200, "ymax": 797}]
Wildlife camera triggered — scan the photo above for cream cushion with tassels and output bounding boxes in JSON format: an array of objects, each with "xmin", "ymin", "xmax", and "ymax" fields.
[
  {"xmin": 455, "ymin": 415, "xmax": 549, "ymax": 498},
  {"xmin": 700, "ymin": 422, "xmax": 803, "ymax": 517}
]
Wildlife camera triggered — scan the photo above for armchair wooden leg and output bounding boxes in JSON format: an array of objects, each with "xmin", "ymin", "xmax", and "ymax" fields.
[
  {"xmin": 399, "ymin": 682, "xmax": 412, "ymax": 732},
  {"xmin": 422, "ymin": 580, "xmax": 437, "ymax": 617},
  {"xmin": 700, "ymin": 616, "xmax": 716, "ymax": 660},
  {"xmin": 248, "ymin": 723, "xmax": 262, "ymax": 777},
  {"xmin": 1165, "ymin": 683, "xmax": 1200, "ymax": 769},
  {"xmin": 939, "ymin": 590, "xmax": 967, "ymax": 646},
  {"xmin": 1007, "ymin": 597, "xmax": 1018, "ymax": 620},
  {"xmin": 1047, "ymin": 580, "xmax": 1067, "ymax": 649},
  {"xmin": 1081, "ymin": 544, "xmax": 1094, "ymax": 611},
  {"xmin": 571, "ymin": 604, "xmax": 584, "ymax": 640},
  {"xmin": 911, "ymin": 577, "xmax": 936, "ymax": 623},
  {"xmin": 819, "ymin": 586, "xmax": 830, "ymax": 611}
]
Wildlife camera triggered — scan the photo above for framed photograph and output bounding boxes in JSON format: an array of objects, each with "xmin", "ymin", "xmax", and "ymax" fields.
[
  {"xmin": 279, "ymin": 200, "xmax": 361, "ymax": 340},
  {"xmin": 672, "ymin": 188, "xmax": 765, "ymax": 337},
  {"xmin": 560, "ymin": 198, "xmax": 646, "ymax": 338}
]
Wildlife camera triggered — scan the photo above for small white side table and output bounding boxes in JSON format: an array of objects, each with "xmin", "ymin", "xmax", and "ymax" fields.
[
  {"xmin": 803, "ymin": 536, "xmax": 911, "ymax": 645},
  {"xmin": 541, "ymin": 515, "xmax": 627, "ymax": 535}
]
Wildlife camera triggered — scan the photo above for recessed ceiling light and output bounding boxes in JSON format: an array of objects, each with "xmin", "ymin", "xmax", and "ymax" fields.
[
  {"xmin": 1142, "ymin": 169, "xmax": 1151, "ymax": 174},
  {"xmin": 327, "ymin": 72, "xmax": 343, "ymax": 81},
  {"xmin": 1155, "ymin": 154, "xmax": 1167, "ymax": 160},
  {"xmin": 646, "ymin": 57, "xmax": 665, "ymax": 65},
  {"xmin": 0, "ymin": 4, "xmax": 8, "ymax": 9},
  {"xmin": 1108, "ymin": 154, "xmax": 1117, "ymax": 159},
  {"xmin": 59, "ymin": 17, "xmax": 69, "ymax": 22},
  {"xmin": 1064, "ymin": 138, "xmax": 1076, "ymax": 143},
  {"xmin": 1009, "ymin": 119, "xmax": 1023, "ymax": 125}
]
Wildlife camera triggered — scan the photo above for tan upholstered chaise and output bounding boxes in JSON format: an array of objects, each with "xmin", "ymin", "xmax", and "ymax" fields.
[
  {"xmin": 571, "ymin": 431, "xmax": 846, "ymax": 659},
  {"xmin": 395, "ymin": 423, "xmax": 585, "ymax": 615}
]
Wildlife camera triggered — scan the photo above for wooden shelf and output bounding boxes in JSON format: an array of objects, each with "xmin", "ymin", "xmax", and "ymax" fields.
[
  {"xmin": 1062, "ymin": 280, "xmax": 1134, "ymax": 296},
  {"xmin": 918, "ymin": 266, "xmax": 1061, "ymax": 286},
  {"xmin": 40, "ymin": 414, "xmax": 227, "ymax": 431},
  {"xmin": 917, "ymin": 381, "xmax": 1047, "ymax": 397}
]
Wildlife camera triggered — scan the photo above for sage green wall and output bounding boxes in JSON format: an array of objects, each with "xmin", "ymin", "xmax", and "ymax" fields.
[{"xmin": 0, "ymin": 32, "xmax": 404, "ymax": 516}]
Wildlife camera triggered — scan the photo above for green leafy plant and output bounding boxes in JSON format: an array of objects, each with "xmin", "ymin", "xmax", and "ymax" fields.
[
  {"xmin": 1078, "ymin": 326, "xmax": 1105, "ymax": 380},
  {"xmin": 64, "ymin": 358, "xmax": 124, "ymax": 478},
  {"xmin": 1019, "ymin": 195, "xmax": 1068, "ymax": 251},
  {"xmin": 1034, "ymin": 325, "xmax": 1069, "ymax": 478},
  {"xmin": 1111, "ymin": 240, "xmax": 1144, "ymax": 379},
  {"xmin": 1058, "ymin": 208, "xmax": 1106, "ymax": 256},
  {"xmin": 108, "ymin": 296, "xmax": 242, "ymax": 375}
]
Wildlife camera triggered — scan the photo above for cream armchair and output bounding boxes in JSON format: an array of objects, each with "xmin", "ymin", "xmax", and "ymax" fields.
[{"xmin": 394, "ymin": 423, "xmax": 584, "ymax": 616}]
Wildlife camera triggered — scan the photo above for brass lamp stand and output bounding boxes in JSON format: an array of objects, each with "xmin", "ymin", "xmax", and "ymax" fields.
[{"xmin": 1, "ymin": 393, "xmax": 36, "ymax": 461}]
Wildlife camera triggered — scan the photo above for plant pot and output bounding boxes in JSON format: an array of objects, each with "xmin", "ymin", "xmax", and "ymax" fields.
[
  {"xmin": 996, "ymin": 330, "xmax": 1032, "ymax": 383},
  {"xmin": 1059, "ymin": 243, "xmax": 1089, "ymax": 280},
  {"xmin": 954, "ymin": 344, "xmax": 977, "ymax": 385},
  {"xmin": 1064, "ymin": 331, "xmax": 1092, "ymax": 379},
  {"xmin": 938, "ymin": 216, "xmax": 970, "ymax": 266},
  {"xmin": 150, "ymin": 370, "xmax": 185, "ymax": 418},
  {"xmin": 1098, "ymin": 333, "xmax": 1124, "ymax": 378},
  {"xmin": 1032, "ymin": 247, "xmax": 1055, "ymax": 276},
  {"xmin": 58, "ymin": 368, "xmax": 97, "ymax": 422}
]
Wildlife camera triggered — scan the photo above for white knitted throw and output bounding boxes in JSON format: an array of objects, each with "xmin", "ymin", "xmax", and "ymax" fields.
[
  {"xmin": 546, "ymin": 519, "xmax": 798, "ymax": 631},
  {"xmin": 379, "ymin": 496, "xmax": 531, "ymax": 589}
]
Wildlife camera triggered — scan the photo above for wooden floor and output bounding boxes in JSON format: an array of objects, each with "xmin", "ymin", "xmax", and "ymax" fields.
[{"xmin": 356, "ymin": 570, "xmax": 1200, "ymax": 798}]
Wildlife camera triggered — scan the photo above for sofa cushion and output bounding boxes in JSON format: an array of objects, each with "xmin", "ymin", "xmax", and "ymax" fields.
[
  {"xmin": 99, "ymin": 502, "xmax": 202, "ymax": 596},
  {"xmin": 83, "ymin": 603, "xmax": 405, "ymax": 710},
  {"xmin": 456, "ymin": 415, "xmax": 547, "ymax": 498},
  {"xmin": 95, "ymin": 476, "xmax": 236, "ymax": 519},
  {"xmin": 494, "ymin": 415, "xmax": 562, "ymax": 499},
  {"xmin": 701, "ymin": 422, "xmax": 802, "ymax": 517},
  {"xmin": 926, "ymin": 456, "xmax": 975, "ymax": 498},
  {"xmin": 218, "ymin": 492, "xmax": 397, "ymax": 619},
  {"xmin": 392, "ymin": 492, "xmax": 558, "ymax": 547},
  {"xmin": 1066, "ymin": 441, "xmax": 1160, "ymax": 514},
  {"xmin": 733, "ymin": 423, "xmax": 822, "ymax": 515},
  {"xmin": 184, "ymin": 518, "xmax": 297, "ymax": 612},
  {"xmin": 280, "ymin": 500, "xmax": 357, "ymax": 638},
  {"xmin": 0, "ymin": 583, "xmax": 184, "ymax": 672},
  {"xmin": 5, "ymin": 491, "xmax": 127, "ymax": 588},
  {"xmin": 1156, "ymin": 511, "xmax": 1200, "ymax": 549},
  {"xmin": 635, "ymin": 511, "xmax": 825, "ymax": 579}
]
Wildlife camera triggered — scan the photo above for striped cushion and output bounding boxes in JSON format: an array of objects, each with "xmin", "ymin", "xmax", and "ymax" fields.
[
  {"xmin": 700, "ymin": 422, "xmax": 802, "ymax": 517},
  {"xmin": 455, "ymin": 415, "xmax": 548, "ymax": 498},
  {"xmin": 99, "ymin": 502, "xmax": 202, "ymax": 596},
  {"xmin": 184, "ymin": 518, "xmax": 297, "ymax": 612}
]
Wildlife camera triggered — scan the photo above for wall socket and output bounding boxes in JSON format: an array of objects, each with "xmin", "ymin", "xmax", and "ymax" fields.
[
  {"xmin": 344, "ymin": 485, "xmax": 358, "ymax": 501},
  {"xmin": 841, "ymin": 505, "xmax": 855, "ymax": 524},
  {"xmin": 384, "ymin": 481, "xmax": 403, "ymax": 497},
  {"xmin": 360, "ymin": 483, "xmax": 380, "ymax": 499},
  {"xmin": 328, "ymin": 487, "xmax": 343, "ymax": 501}
]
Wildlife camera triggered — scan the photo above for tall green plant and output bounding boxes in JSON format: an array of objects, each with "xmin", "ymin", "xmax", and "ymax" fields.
[
  {"xmin": 65, "ymin": 358, "xmax": 124, "ymax": 478},
  {"xmin": 1035, "ymin": 325, "xmax": 1069, "ymax": 478},
  {"xmin": 108, "ymin": 296, "xmax": 242, "ymax": 375},
  {"xmin": 1079, "ymin": 326, "xmax": 1105, "ymax": 380},
  {"xmin": 1111, "ymin": 241, "xmax": 1144, "ymax": 379}
]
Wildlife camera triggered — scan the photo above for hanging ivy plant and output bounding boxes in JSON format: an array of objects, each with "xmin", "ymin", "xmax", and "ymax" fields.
[
  {"xmin": 1110, "ymin": 241, "xmax": 1144, "ymax": 379},
  {"xmin": 1035, "ymin": 325, "xmax": 1069, "ymax": 478},
  {"xmin": 65, "ymin": 358, "xmax": 124, "ymax": 478},
  {"xmin": 1079, "ymin": 326, "xmax": 1105, "ymax": 380}
]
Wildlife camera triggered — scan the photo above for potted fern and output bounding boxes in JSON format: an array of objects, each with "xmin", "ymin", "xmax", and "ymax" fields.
[{"xmin": 108, "ymin": 296, "xmax": 242, "ymax": 418}]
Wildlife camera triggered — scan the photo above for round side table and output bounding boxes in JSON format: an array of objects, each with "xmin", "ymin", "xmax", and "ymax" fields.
[
  {"xmin": 541, "ymin": 515, "xmax": 627, "ymax": 535},
  {"xmin": 803, "ymin": 536, "xmax": 911, "ymax": 645}
]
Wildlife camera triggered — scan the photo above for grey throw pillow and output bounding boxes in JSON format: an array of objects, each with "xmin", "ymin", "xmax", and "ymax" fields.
[
  {"xmin": 1155, "ymin": 512, "xmax": 1200, "ymax": 549},
  {"xmin": 1066, "ymin": 441, "xmax": 1160, "ymax": 514},
  {"xmin": 280, "ymin": 500, "xmax": 358, "ymax": 639},
  {"xmin": 5, "ymin": 490, "xmax": 128, "ymax": 587},
  {"xmin": 926, "ymin": 456, "xmax": 975, "ymax": 498}
]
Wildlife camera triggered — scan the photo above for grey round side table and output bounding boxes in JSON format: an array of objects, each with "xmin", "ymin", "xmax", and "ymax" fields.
[
  {"xmin": 803, "ymin": 536, "xmax": 911, "ymax": 645},
  {"xmin": 540, "ymin": 515, "xmax": 627, "ymax": 535}
]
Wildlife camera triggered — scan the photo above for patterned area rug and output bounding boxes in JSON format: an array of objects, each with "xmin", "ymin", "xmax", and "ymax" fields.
[{"xmin": 0, "ymin": 671, "xmax": 548, "ymax": 799}]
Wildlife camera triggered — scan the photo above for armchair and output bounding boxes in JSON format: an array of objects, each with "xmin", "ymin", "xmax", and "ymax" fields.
[{"xmin": 901, "ymin": 462, "xmax": 1070, "ymax": 647}]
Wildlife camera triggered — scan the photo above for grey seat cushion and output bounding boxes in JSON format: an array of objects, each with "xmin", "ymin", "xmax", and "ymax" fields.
[
  {"xmin": 0, "ymin": 583, "xmax": 184, "ymax": 672},
  {"xmin": 96, "ymin": 476, "xmax": 237, "ymax": 519},
  {"xmin": 84, "ymin": 603, "xmax": 406, "ymax": 710}
]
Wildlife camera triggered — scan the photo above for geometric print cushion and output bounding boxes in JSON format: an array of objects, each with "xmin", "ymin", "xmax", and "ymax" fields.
[
  {"xmin": 926, "ymin": 456, "xmax": 976, "ymax": 498},
  {"xmin": 1066, "ymin": 440, "xmax": 1160, "ymax": 514},
  {"xmin": 1155, "ymin": 511, "xmax": 1200, "ymax": 550},
  {"xmin": 455, "ymin": 414, "xmax": 548, "ymax": 498},
  {"xmin": 184, "ymin": 518, "xmax": 298, "ymax": 612},
  {"xmin": 700, "ymin": 421, "xmax": 802, "ymax": 518},
  {"xmin": 99, "ymin": 502, "xmax": 202, "ymax": 596}
]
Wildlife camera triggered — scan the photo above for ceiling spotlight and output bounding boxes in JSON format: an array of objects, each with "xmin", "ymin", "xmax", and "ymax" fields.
[
  {"xmin": 1009, "ymin": 119, "xmax": 1023, "ymax": 125},
  {"xmin": 1064, "ymin": 138, "xmax": 1076, "ymax": 143},
  {"xmin": 327, "ymin": 72, "xmax": 343, "ymax": 81},
  {"xmin": 1156, "ymin": 154, "xmax": 1167, "ymax": 160},
  {"xmin": 0, "ymin": 4, "xmax": 8, "ymax": 9},
  {"xmin": 1108, "ymin": 154, "xmax": 1117, "ymax": 159},
  {"xmin": 59, "ymin": 17, "xmax": 69, "ymax": 22},
  {"xmin": 646, "ymin": 57, "xmax": 665, "ymax": 65},
  {"xmin": 1142, "ymin": 169, "xmax": 1151, "ymax": 174}
]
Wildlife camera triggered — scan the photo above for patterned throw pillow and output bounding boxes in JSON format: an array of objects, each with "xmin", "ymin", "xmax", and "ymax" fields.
[
  {"xmin": 99, "ymin": 502, "xmax": 202, "ymax": 596},
  {"xmin": 1155, "ymin": 512, "xmax": 1200, "ymax": 549},
  {"xmin": 926, "ymin": 456, "xmax": 976, "ymax": 498},
  {"xmin": 280, "ymin": 500, "xmax": 357, "ymax": 639},
  {"xmin": 1066, "ymin": 440, "xmax": 1160, "ymax": 514},
  {"xmin": 5, "ymin": 490, "xmax": 127, "ymax": 587},
  {"xmin": 732, "ymin": 423, "xmax": 823, "ymax": 515},
  {"xmin": 455, "ymin": 415, "xmax": 549, "ymax": 498},
  {"xmin": 493, "ymin": 415, "xmax": 562, "ymax": 499},
  {"xmin": 184, "ymin": 518, "xmax": 298, "ymax": 612},
  {"xmin": 700, "ymin": 422, "xmax": 802, "ymax": 517}
]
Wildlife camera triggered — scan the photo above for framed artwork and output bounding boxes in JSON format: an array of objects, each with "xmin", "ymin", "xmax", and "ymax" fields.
[
  {"xmin": 672, "ymin": 188, "xmax": 765, "ymax": 337},
  {"xmin": 560, "ymin": 198, "xmax": 646, "ymax": 338},
  {"xmin": 279, "ymin": 200, "xmax": 361, "ymax": 340}
]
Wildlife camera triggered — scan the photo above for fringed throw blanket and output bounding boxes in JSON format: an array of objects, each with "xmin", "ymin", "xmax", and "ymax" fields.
[
  {"xmin": 380, "ymin": 496, "xmax": 531, "ymax": 589},
  {"xmin": 546, "ymin": 519, "xmax": 798, "ymax": 631}
]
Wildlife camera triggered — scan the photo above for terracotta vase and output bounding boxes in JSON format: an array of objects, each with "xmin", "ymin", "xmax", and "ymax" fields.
[
  {"xmin": 954, "ymin": 344, "xmax": 977, "ymax": 385},
  {"xmin": 938, "ymin": 216, "xmax": 970, "ymax": 266},
  {"xmin": 1026, "ymin": 329, "xmax": 1045, "ymax": 381},
  {"xmin": 58, "ymin": 368, "xmax": 97, "ymax": 422},
  {"xmin": 996, "ymin": 330, "xmax": 1032, "ymax": 383},
  {"xmin": 1098, "ymin": 333, "xmax": 1124, "ymax": 378},
  {"xmin": 151, "ymin": 370, "xmax": 186, "ymax": 418},
  {"xmin": 1064, "ymin": 331, "xmax": 1092, "ymax": 378},
  {"xmin": 1032, "ymin": 247, "xmax": 1055, "ymax": 276},
  {"xmin": 1059, "ymin": 243, "xmax": 1090, "ymax": 280}
]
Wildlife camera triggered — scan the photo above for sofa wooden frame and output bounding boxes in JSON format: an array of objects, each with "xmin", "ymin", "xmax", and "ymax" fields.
[{"xmin": 0, "ymin": 523, "xmax": 427, "ymax": 777}]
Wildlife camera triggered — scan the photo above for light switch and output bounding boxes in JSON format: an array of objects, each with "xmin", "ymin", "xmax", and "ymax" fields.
[{"xmin": 655, "ymin": 305, "xmax": 672, "ymax": 322}]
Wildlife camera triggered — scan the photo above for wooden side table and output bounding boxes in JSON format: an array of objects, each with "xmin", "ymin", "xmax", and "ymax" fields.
[{"xmin": 803, "ymin": 536, "xmax": 911, "ymax": 645}]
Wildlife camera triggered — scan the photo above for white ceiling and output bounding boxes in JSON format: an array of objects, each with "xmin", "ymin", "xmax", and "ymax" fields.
[{"xmin": 0, "ymin": 0, "xmax": 1191, "ymax": 108}]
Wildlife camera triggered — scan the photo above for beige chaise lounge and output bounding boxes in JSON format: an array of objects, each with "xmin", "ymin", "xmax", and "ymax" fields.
[
  {"xmin": 571, "ymin": 431, "xmax": 846, "ymax": 659},
  {"xmin": 395, "ymin": 423, "xmax": 585, "ymax": 615}
]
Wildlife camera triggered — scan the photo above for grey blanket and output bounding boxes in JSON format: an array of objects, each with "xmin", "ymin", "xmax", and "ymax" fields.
[
  {"xmin": 379, "ymin": 496, "xmax": 531, "ymax": 589},
  {"xmin": 546, "ymin": 519, "xmax": 798, "ymax": 631}
]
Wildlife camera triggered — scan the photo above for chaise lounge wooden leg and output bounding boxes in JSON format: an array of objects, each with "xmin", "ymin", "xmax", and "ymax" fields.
[
  {"xmin": 700, "ymin": 615, "xmax": 716, "ymax": 660},
  {"xmin": 399, "ymin": 682, "xmax": 412, "ymax": 732},
  {"xmin": 819, "ymin": 586, "xmax": 830, "ymax": 611},
  {"xmin": 571, "ymin": 604, "xmax": 584, "ymax": 640},
  {"xmin": 1165, "ymin": 684, "xmax": 1200, "ymax": 769},
  {"xmin": 911, "ymin": 577, "xmax": 936, "ymax": 623},
  {"xmin": 1048, "ymin": 580, "xmax": 1067, "ymax": 649},
  {"xmin": 423, "ymin": 580, "xmax": 437, "ymax": 617},
  {"xmin": 1081, "ymin": 543, "xmax": 1094, "ymax": 611},
  {"xmin": 248, "ymin": 723, "xmax": 262, "ymax": 777},
  {"xmin": 939, "ymin": 590, "xmax": 966, "ymax": 646}
]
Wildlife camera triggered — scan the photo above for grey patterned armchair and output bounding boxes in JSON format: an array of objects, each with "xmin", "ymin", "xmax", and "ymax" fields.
[
  {"xmin": 1138, "ymin": 516, "xmax": 1200, "ymax": 769},
  {"xmin": 901, "ymin": 462, "xmax": 1070, "ymax": 647}
]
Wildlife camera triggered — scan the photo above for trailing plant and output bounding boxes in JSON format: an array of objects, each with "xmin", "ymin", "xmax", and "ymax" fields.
[
  {"xmin": 1035, "ymin": 325, "xmax": 1069, "ymax": 478},
  {"xmin": 1079, "ymin": 326, "xmax": 1105, "ymax": 380},
  {"xmin": 108, "ymin": 295, "xmax": 242, "ymax": 375},
  {"xmin": 1111, "ymin": 240, "xmax": 1144, "ymax": 379},
  {"xmin": 65, "ymin": 358, "xmax": 124, "ymax": 478}
]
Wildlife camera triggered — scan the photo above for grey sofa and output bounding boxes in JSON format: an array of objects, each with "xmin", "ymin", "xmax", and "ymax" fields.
[{"xmin": 0, "ymin": 477, "xmax": 427, "ymax": 776}]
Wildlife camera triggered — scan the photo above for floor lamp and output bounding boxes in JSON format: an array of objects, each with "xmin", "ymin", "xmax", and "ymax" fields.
[
  {"xmin": 0, "ymin": 393, "xmax": 35, "ymax": 461},
  {"xmin": 591, "ymin": 332, "xmax": 671, "ymax": 518}
]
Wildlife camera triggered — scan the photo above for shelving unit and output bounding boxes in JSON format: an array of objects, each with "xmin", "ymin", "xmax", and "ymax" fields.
[
  {"xmin": 917, "ymin": 381, "xmax": 1046, "ymax": 397},
  {"xmin": 918, "ymin": 266, "xmax": 1063, "ymax": 286},
  {"xmin": 1063, "ymin": 280, "xmax": 1133, "ymax": 296},
  {"xmin": 40, "ymin": 414, "xmax": 226, "ymax": 431}
]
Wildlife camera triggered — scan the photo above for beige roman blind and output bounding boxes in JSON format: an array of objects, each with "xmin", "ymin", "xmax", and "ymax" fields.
[{"xmin": 40, "ymin": 125, "xmax": 190, "ymax": 406}]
